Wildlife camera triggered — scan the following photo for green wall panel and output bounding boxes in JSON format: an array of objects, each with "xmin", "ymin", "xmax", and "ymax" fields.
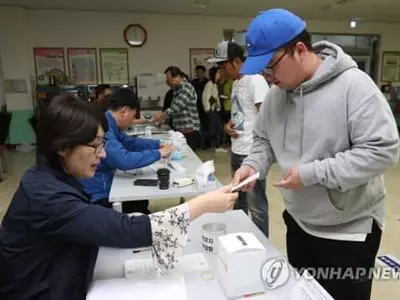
[{"xmin": 6, "ymin": 109, "xmax": 36, "ymax": 144}]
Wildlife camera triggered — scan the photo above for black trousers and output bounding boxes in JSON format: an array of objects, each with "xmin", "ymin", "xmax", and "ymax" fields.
[
  {"xmin": 94, "ymin": 198, "xmax": 149, "ymax": 214},
  {"xmin": 184, "ymin": 131, "xmax": 199, "ymax": 151},
  {"xmin": 283, "ymin": 210, "xmax": 381, "ymax": 300}
]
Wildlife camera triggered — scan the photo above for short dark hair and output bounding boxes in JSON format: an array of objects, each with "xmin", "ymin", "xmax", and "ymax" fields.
[
  {"xmin": 195, "ymin": 65, "xmax": 206, "ymax": 72},
  {"xmin": 208, "ymin": 67, "xmax": 219, "ymax": 83},
  {"xmin": 95, "ymin": 84, "xmax": 112, "ymax": 99},
  {"xmin": 280, "ymin": 29, "xmax": 313, "ymax": 54},
  {"xmin": 216, "ymin": 42, "xmax": 245, "ymax": 68},
  {"xmin": 37, "ymin": 93, "xmax": 108, "ymax": 169},
  {"xmin": 228, "ymin": 42, "xmax": 245, "ymax": 61},
  {"xmin": 164, "ymin": 66, "xmax": 185, "ymax": 78},
  {"xmin": 109, "ymin": 88, "xmax": 140, "ymax": 111}
]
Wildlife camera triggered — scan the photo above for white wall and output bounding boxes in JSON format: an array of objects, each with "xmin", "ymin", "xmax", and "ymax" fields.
[
  {"xmin": 0, "ymin": 6, "xmax": 33, "ymax": 110},
  {"xmin": 27, "ymin": 9, "xmax": 247, "ymax": 77},
  {"xmin": 1, "ymin": 6, "xmax": 400, "ymax": 111}
]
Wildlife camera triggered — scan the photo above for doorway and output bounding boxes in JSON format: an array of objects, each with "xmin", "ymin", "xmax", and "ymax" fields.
[
  {"xmin": 353, "ymin": 56, "xmax": 371, "ymax": 73},
  {"xmin": 311, "ymin": 34, "xmax": 380, "ymax": 82}
]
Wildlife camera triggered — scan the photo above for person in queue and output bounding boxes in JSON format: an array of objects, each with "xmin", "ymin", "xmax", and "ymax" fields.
[
  {"xmin": 153, "ymin": 66, "xmax": 200, "ymax": 150},
  {"xmin": 0, "ymin": 93, "xmax": 238, "ymax": 300},
  {"xmin": 208, "ymin": 41, "xmax": 270, "ymax": 237},
  {"xmin": 80, "ymin": 88, "xmax": 174, "ymax": 214},
  {"xmin": 232, "ymin": 8, "xmax": 399, "ymax": 300},
  {"xmin": 94, "ymin": 84, "xmax": 113, "ymax": 112},
  {"xmin": 191, "ymin": 65, "xmax": 210, "ymax": 149},
  {"xmin": 202, "ymin": 66, "xmax": 223, "ymax": 150}
]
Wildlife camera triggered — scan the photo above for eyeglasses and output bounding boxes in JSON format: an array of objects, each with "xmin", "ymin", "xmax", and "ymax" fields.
[
  {"xmin": 85, "ymin": 138, "xmax": 107, "ymax": 154},
  {"xmin": 262, "ymin": 50, "xmax": 288, "ymax": 76}
]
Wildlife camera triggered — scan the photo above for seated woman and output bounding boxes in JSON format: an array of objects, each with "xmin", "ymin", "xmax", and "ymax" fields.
[{"xmin": 0, "ymin": 93, "xmax": 238, "ymax": 300}]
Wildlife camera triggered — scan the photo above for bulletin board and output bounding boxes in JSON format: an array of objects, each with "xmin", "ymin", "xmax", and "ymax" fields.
[
  {"xmin": 67, "ymin": 48, "xmax": 98, "ymax": 85},
  {"xmin": 33, "ymin": 48, "xmax": 66, "ymax": 86},
  {"xmin": 381, "ymin": 51, "xmax": 400, "ymax": 82},
  {"xmin": 136, "ymin": 73, "xmax": 169, "ymax": 101},
  {"xmin": 189, "ymin": 48, "xmax": 214, "ymax": 79},
  {"xmin": 100, "ymin": 48, "xmax": 129, "ymax": 85}
]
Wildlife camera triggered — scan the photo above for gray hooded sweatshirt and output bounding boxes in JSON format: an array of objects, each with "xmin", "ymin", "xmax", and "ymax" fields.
[{"xmin": 243, "ymin": 41, "xmax": 399, "ymax": 238}]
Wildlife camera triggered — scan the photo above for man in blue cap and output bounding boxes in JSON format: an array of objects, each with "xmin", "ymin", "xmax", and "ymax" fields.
[
  {"xmin": 208, "ymin": 40, "xmax": 270, "ymax": 237},
  {"xmin": 232, "ymin": 8, "xmax": 399, "ymax": 300}
]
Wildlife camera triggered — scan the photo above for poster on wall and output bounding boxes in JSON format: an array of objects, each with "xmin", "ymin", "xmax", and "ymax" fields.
[
  {"xmin": 100, "ymin": 48, "xmax": 129, "ymax": 85},
  {"xmin": 381, "ymin": 52, "xmax": 400, "ymax": 82},
  {"xmin": 33, "ymin": 48, "xmax": 66, "ymax": 86},
  {"xmin": 67, "ymin": 48, "xmax": 98, "ymax": 85},
  {"xmin": 189, "ymin": 48, "xmax": 214, "ymax": 79},
  {"xmin": 136, "ymin": 73, "xmax": 169, "ymax": 101}
]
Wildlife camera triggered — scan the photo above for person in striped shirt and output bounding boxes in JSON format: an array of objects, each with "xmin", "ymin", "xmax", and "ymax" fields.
[{"xmin": 154, "ymin": 66, "xmax": 200, "ymax": 150}]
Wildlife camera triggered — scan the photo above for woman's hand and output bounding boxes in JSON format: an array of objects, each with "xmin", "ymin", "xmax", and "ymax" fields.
[
  {"xmin": 132, "ymin": 117, "xmax": 146, "ymax": 125},
  {"xmin": 152, "ymin": 112, "xmax": 165, "ymax": 123},
  {"xmin": 188, "ymin": 185, "xmax": 238, "ymax": 221}
]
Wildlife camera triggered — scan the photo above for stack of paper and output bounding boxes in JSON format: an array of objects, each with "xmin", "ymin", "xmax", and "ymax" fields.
[
  {"xmin": 289, "ymin": 270, "xmax": 334, "ymax": 300},
  {"xmin": 86, "ymin": 274, "xmax": 187, "ymax": 300}
]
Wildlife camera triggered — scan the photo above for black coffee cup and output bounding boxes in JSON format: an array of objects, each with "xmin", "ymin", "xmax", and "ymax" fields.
[{"xmin": 157, "ymin": 168, "xmax": 170, "ymax": 190}]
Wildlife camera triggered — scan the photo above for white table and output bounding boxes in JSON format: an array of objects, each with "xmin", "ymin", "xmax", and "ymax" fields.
[
  {"xmin": 92, "ymin": 210, "xmax": 300, "ymax": 299},
  {"xmin": 109, "ymin": 144, "xmax": 220, "ymax": 206}
]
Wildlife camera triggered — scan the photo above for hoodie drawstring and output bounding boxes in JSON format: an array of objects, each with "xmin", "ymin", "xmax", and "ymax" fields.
[
  {"xmin": 283, "ymin": 94, "xmax": 287, "ymax": 151},
  {"xmin": 300, "ymin": 87, "xmax": 304, "ymax": 156},
  {"xmin": 283, "ymin": 88, "xmax": 304, "ymax": 155}
]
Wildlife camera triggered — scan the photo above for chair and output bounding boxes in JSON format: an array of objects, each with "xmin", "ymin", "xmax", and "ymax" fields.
[{"xmin": 0, "ymin": 112, "xmax": 12, "ymax": 181}]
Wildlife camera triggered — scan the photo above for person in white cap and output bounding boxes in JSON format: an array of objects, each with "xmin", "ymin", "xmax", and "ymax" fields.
[
  {"xmin": 208, "ymin": 41, "xmax": 270, "ymax": 237},
  {"xmin": 232, "ymin": 8, "xmax": 399, "ymax": 300}
]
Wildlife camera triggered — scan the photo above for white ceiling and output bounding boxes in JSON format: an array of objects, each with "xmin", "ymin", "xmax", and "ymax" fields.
[{"xmin": 1, "ymin": 0, "xmax": 400, "ymax": 22}]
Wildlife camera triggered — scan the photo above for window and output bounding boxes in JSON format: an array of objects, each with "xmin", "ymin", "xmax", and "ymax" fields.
[
  {"xmin": 311, "ymin": 34, "xmax": 326, "ymax": 44},
  {"xmin": 223, "ymin": 29, "xmax": 246, "ymax": 46},
  {"xmin": 232, "ymin": 31, "xmax": 247, "ymax": 47},
  {"xmin": 329, "ymin": 35, "xmax": 356, "ymax": 47},
  {"xmin": 355, "ymin": 36, "xmax": 370, "ymax": 49}
]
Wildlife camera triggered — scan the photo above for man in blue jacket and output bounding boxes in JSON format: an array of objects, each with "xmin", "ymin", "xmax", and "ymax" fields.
[{"xmin": 81, "ymin": 88, "xmax": 174, "ymax": 213}]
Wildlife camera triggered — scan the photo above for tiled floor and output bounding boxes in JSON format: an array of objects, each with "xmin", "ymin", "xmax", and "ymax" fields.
[{"xmin": 0, "ymin": 148, "xmax": 399, "ymax": 298}]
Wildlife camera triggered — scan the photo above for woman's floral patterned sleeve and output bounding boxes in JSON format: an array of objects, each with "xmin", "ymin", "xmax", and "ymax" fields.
[{"xmin": 149, "ymin": 203, "xmax": 190, "ymax": 275}]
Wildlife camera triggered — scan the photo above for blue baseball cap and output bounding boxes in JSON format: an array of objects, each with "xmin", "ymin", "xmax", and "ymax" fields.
[{"xmin": 241, "ymin": 8, "xmax": 306, "ymax": 75}]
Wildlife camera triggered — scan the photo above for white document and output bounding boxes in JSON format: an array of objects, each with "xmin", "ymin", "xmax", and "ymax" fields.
[
  {"xmin": 289, "ymin": 270, "xmax": 334, "ymax": 300},
  {"xmin": 86, "ymin": 273, "xmax": 186, "ymax": 300},
  {"xmin": 168, "ymin": 161, "xmax": 187, "ymax": 173},
  {"xmin": 125, "ymin": 253, "xmax": 209, "ymax": 279}
]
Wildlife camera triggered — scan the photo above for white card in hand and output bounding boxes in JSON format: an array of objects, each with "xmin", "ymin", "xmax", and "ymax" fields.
[{"xmin": 230, "ymin": 172, "xmax": 260, "ymax": 192}]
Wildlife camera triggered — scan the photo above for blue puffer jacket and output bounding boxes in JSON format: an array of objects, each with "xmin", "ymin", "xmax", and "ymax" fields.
[{"xmin": 80, "ymin": 111, "xmax": 161, "ymax": 202}]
